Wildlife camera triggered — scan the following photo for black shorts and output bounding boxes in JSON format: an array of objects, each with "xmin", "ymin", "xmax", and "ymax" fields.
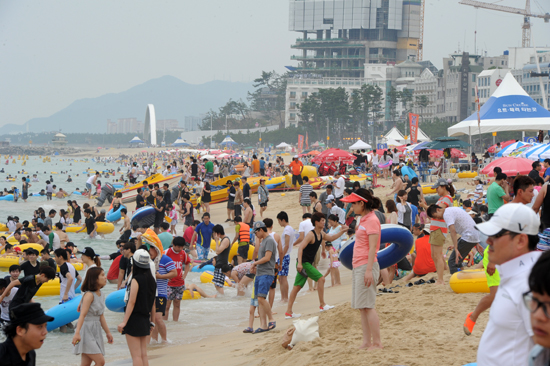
[
  {"xmin": 291, "ymin": 174, "xmax": 303, "ymax": 186},
  {"xmin": 155, "ymin": 297, "xmax": 166, "ymax": 316},
  {"xmin": 184, "ymin": 215, "xmax": 194, "ymax": 226},
  {"xmin": 154, "ymin": 215, "xmax": 164, "ymax": 228},
  {"xmin": 227, "ymin": 201, "xmax": 235, "ymax": 210},
  {"xmin": 260, "ymin": 202, "xmax": 267, "ymax": 208},
  {"xmin": 270, "ymin": 270, "xmax": 278, "ymax": 289},
  {"xmin": 260, "ymin": 168, "xmax": 265, "ymax": 176},
  {"xmin": 237, "ymin": 244, "xmax": 249, "ymax": 259},
  {"xmin": 234, "ymin": 205, "xmax": 242, "ymax": 217},
  {"xmin": 245, "ymin": 273, "xmax": 256, "ymax": 279}
]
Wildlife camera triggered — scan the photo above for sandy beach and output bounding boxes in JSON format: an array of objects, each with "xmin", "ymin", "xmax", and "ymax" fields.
[{"xmin": 104, "ymin": 171, "xmax": 483, "ymax": 366}]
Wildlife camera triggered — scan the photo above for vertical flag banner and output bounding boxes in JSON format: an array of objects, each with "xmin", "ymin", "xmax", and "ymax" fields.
[
  {"xmin": 305, "ymin": 132, "xmax": 309, "ymax": 149},
  {"xmin": 298, "ymin": 135, "xmax": 304, "ymax": 152},
  {"xmin": 409, "ymin": 113, "xmax": 419, "ymax": 144}
]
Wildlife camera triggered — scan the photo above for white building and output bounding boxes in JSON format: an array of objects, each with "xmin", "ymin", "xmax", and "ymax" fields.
[
  {"xmin": 412, "ymin": 68, "xmax": 437, "ymax": 119},
  {"xmin": 477, "ymin": 69, "xmax": 511, "ymax": 104}
]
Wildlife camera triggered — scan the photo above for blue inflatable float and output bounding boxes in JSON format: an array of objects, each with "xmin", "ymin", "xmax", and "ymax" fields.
[
  {"xmin": 45, "ymin": 295, "xmax": 82, "ymax": 332},
  {"xmin": 131, "ymin": 206, "xmax": 156, "ymax": 227},
  {"xmin": 106, "ymin": 205, "xmax": 126, "ymax": 222},
  {"xmin": 339, "ymin": 224, "xmax": 414, "ymax": 270},
  {"xmin": 0, "ymin": 194, "xmax": 14, "ymax": 201},
  {"xmin": 112, "ymin": 184, "xmax": 124, "ymax": 190},
  {"xmin": 72, "ymin": 191, "xmax": 82, "ymax": 195},
  {"xmin": 105, "ymin": 289, "xmax": 126, "ymax": 313},
  {"xmin": 401, "ymin": 166, "xmax": 417, "ymax": 179},
  {"xmin": 191, "ymin": 264, "xmax": 215, "ymax": 273}
]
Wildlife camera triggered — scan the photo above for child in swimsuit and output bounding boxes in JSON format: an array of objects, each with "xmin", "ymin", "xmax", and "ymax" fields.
[{"xmin": 323, "ymin": 243, "xmax": 341, "ymax": 287}]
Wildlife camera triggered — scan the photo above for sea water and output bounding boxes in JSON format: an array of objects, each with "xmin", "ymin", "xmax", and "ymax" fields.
[{"xmin": 0, "ymin": 156, "xmax": 276, "ymax": 365}]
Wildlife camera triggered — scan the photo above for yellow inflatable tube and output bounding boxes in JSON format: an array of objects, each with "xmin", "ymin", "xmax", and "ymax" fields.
[
  {"xmin": 449, "ymin": 269, "xmax": 489, "ymax": 294},
  {"xmin": 284, "ymin": 165, "xmax": 318, "ymax": 189},
  {"xmin": 59, "ymin": 262, "xmax": 85, "ymax": 272},
  {"xmin": 421, "ymin": 185, "xmax": 436, "ymax": 194},
  {"xmin": 1, "ymin": 243, "xmax": 44, "ymax": 254},
  {"xmin": 64, "ymin": 222, "xmax": 115, "ymax": 234},
  {"xmin": 182, "ymin": 290, "xmax": 202, "ymax": 300},
  {"xmin": 36, "ymin": 278, "xmax": 61, "ymax": 297},
  {"xmin": 228, "ymin": 243, "xmax": 255, "ymax": 264},
  {"xmin": 0, "ymin": 256, "xmax": 19, "ymax": 268},
  {"xmin": 199, "ymin": 271, "xmax": 232, "ymax": 287},
  {"xmin": 458, "ymin": 171, "xmax": 478, "ymax": 178}
]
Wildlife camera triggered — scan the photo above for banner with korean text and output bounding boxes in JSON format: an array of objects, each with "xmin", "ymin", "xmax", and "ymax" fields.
[
  {"xmin": 298, "ymin": 135, "xmax": 304, "ymax": 152},
  {"xmin": 409, "ymin": 113, "xmax": 419, "ymax": 144}
]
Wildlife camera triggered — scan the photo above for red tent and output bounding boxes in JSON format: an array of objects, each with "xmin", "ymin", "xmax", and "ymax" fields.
[
  {"xmin": 481, "ymin": 157, "xmax": 534, "ymax": 177},
  {"xmin": 311, "ymin": 148, "xmax": 356, "ymax": 164},
  {"xmin": 488, "ymin": 140, "xmax": 515, "ymax": 153}
]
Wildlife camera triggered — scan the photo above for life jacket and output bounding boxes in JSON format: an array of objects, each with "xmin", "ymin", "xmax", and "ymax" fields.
[
  {"xmin": 328, "ymin": 164, "xmax": 337, "ymax": 175},
  {"xmin": 238, "ymin": 222, "xmax": 251, "ymax": 243},
  {"xmin": 338, "ymin": 163, "xmax": 346, "ymax": 175},
  {"xmin": 318, "ymin": 163, "xmax": 329, "ymax": 176}
]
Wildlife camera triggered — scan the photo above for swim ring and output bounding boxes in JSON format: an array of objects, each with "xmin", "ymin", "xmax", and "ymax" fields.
[
  {"xmin": 199, "ymin": 271, "xmax": 232, "ymax": 287},
  {"xmin": 227, "ymin": 243, "xmax": 255, "ymax": 263},
  {"xmin": 45, "ymin": 295, "xmax": 82, "ymax": 331},
  {"xmin": 378, "ymin": 161, "xmax": 392, "ymax": 169},
  {"xmin": 36, "ymin": 278, "xmax": 61, "ymax": 297},
  {"xmin": 191, "ymin": 264, "xmax": 215, "ymax": 273},
  {"xmin": 449, "ymin": 269, "xmax": 489, "ymax": 294},
  {"xmin": 64, "ymin": 222, "xmax": 115, "ymax": 234},
  {"xmin": 458, "ymin": 171, "xmax": 478, "ymax": 178},
  {"xmin": 1, "ymin": 243, "xmax": 44, "ymax": 255}
]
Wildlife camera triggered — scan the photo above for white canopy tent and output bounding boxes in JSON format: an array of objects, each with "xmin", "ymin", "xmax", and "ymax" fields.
[
  {"xmin": 448, "ymin": 73, "xmax": 550, "ymax": 140},
  {"xmin": 349, "ymin": 139, "xmax": 372, "ymax": 150},
  {"xmin": 276, "ymin": 142, "xmax": 291, "ymax": 148},
  {"xmin": 384, "ymin": 127, "xmax": 405, "ymax": 144},
  {"xmin": 417, "ymin": 128, "xmax": 431, "ymax": 142}
]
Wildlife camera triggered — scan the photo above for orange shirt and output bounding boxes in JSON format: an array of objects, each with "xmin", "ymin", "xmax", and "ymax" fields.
[
  {"xmin": 289, "ymin": 160, "xmax": 304, "ymax": 176},
  {"xmin": 413, "ymin": 235, "xmax": 436, "ymax": 275},
  {"xmin": 251, "ymin": 159, "xmax": 260, "ymax": 174}
]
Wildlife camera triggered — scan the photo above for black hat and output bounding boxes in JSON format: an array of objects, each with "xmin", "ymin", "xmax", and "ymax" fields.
[
  {"xmin": 81, "ymin": 247, "xmax": 96, "ymax": 258},
  {"xmin": 10, "ymin": 303, "xmax": 54, "ymax": 326},
  {"xmin": 66, "ymin": 242, "xmax": 76, "ymax": 248}
]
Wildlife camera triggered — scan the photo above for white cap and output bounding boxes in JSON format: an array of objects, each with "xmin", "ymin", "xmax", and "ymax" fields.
[
  {"xmin": 475, "ymin": 203, "xmax": 540, "ymax": 236},
  {"xmin": 294, "ymin": 155, "xmax": 299, "ymax": 158}
]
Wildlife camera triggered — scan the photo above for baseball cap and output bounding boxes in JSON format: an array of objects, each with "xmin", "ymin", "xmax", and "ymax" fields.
[
  {"xmin": 325, "ymin": 194, "xmax": 335, "ymax": 204},
  {"xmin": 10, "ymin": 303, "xmax": 54, "ymax": 326},
  {"xmin": 431, "ymin": 178, "xmax": 449, "ymax": 189},
  {"xmin": 294, "ymin": 155, "xmax": 299, "ymax": 159},
  {"xmin": 475, "ymin": 203, "xmax": 540, "ymax": 236},
  {"xmin": 252, "ymin": 221, "xmax": 266, "ymax": 232},
  {"xmin": 81, "ymin": 247, "xmax": 97, "ymax": 258},
  {"xmin": 133, "ymin": 249, "xmax": 152, "ymax": 269}
]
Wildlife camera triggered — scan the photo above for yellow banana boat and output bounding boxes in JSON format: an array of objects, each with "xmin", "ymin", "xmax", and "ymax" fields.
[{"xmin": 64, "ymin": 222, "xmax": 115, "ymax": 234}]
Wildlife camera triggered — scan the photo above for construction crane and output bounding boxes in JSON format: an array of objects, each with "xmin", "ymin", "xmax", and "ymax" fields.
[
  {"xmin": 459, "ymin": 0, "xmax": 550, "ymax": 48},
  {"xmin": 417, "ymin": 0, "xmax": 426, "ymax": 61}
]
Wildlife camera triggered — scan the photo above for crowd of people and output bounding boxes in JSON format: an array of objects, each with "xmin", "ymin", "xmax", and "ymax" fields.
[{"xmin": 0, "ymin": 147, "xmax": 549, "ymax": 366}]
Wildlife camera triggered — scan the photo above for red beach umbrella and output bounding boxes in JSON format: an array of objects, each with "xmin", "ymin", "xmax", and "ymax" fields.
[{"xmin": 480, "ymin": 157, "xmax": 534, "ymax": 177}]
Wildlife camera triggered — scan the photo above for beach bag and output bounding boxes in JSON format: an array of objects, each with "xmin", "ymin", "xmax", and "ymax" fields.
[
  {"xmin": 290, "ymin": 316, "xmax": 319, "ymax": 348},
  {"xmin": 281, "ymin": 326, "xmax": 296, "ymax": 350}
]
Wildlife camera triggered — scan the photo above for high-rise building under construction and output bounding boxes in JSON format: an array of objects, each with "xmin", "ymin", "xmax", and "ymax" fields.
[{"xmin": 289, "ymin": 0, "xmax": 422, "ymax": 77}]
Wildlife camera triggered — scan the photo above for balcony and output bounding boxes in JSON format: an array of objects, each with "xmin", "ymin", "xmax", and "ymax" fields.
[
  {"xmin": 294, "ymin": 66, "xmax": 364, "ymax": 71},
  {"xmin": 291, "ymin": 43, "xmax": 362, "ymax": 49},
  {"xmin": 295, "ymin": 38, "xmax": 347, "ymax": 43},
  {"xmin": 291, "ymin": 54, "xmax": 366, "ymax": 60}
]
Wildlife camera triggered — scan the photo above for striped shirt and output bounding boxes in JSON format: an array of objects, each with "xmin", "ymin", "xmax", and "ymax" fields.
[
  {"xmin": 429, "ymin": 195, "xmax": 453, "ymax": 236},
  {"xmin": 157, "ymin": 255, "xmax": 176, "ymax": 298},
  {"xmin": 299, "ymin": 183, "xmax": 313, "ymax": 205},
  {"xmin": 474, "ymin": 184, "xmax": 484, "ymax": 204}
]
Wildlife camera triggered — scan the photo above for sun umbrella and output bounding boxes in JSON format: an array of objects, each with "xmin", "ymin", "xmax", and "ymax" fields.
[
  {"xmin": 523, "ymin": 144, "xmax": 549, "ymax": 160},
  {"xmin": 311, "ymin": 148, "xmax": 356, "ymax": 164},
  {"xmin": 481, "ymin": 157, "xmax": 535, "ymax": 177},
  {"xmin": 496, "ymin": 141, "xmax": 526, "ymax": 157},
  {"xmin": 220, "ymin": 136, "xmax": 238, "ymax": 146},
  {"xmin": 425, "ymin": 137, "xmax": 471, "ymax": 150},
  {"xmin": 200, "ymin": 154, "xmax": 216, "ymax": 160},
  {"xmin": 534, "ymin": 145, "xmax": 550, "ymax": 161},
  {"xmin": 488, "ymin": 140, "xmax": 515, "ymax": 153},
  {"xmin": 411, "ymin": 141, "xmax": 432, "ymax": 151},
  {"xmin": 308, "ymin": 150, "xmax": 321, "ymax": 156},
  {"xmin": 508, "ymin": 144, "xmax": 534, "ymax": 158}
]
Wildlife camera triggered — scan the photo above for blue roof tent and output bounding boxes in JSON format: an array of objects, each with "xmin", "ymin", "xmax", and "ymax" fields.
[
  {"xmin": 220, "ymin": 136, "xmax": 238, "ymax": 146},
  {"xmin": 448, "ymin": 73, "xmax": 550, "ymax": 136},
  {"xmin": 130, "ymin": 136, "xmax": 145, "ymax": 144}
]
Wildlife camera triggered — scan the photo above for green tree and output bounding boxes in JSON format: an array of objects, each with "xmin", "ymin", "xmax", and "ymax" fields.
[
  {"xmin": 386, "ymin": 86, "xmax": 401, "ymax": 122},
  {"xmin": 349, "ymin": 84, "xmax": 384, "ymax": 144},
  {"xmin": 247, "ymin": 71, "xmax": 288, "ymax": 129},
  {"xmin": 415, "ymin": 95, "xmax": 430, "ymax": 122}
]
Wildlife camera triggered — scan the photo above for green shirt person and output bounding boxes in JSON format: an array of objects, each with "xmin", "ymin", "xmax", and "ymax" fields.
[
  {"xmin": 486, "ymin": 173, "xmax": 511, "ymax": 214},
  {"xmin": 204, "ymin": 160, "xmax": 214, "ymax": 173}
]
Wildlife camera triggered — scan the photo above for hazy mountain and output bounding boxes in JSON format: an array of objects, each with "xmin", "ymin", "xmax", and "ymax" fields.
[{"xmin": 2, "ymin": 76, "xmax": 253, "ymax": 134}]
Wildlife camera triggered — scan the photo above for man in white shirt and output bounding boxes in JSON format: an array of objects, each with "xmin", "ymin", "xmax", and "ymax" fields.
[
  {"xmin": 475, "ymin": 203, "xmax": 542, "ymax": 366},
  {"xmin": 426, "ymin": 205, "xmax": 479, "ymax": 274},
  {"xmin": 294, "ymin": 213, "xmax": 315, "ymax": 248},
  {"xmin": 276, "ymin": 211, "xmax": 295, "ymax": 303},
  {"xmin": 333, "ymin": 173, "xmax": 346, "ymax": 208},
  {"xmin": 325, "ymin": 195, "xmax": 346, "ymax": 225}
]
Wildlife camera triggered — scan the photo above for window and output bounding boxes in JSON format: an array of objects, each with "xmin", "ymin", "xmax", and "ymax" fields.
[
  {"xmin": 301, "ymin": 92, "xmax": 308, "ymax": 98},
  {"xmin": 290, "ymin": 91, "xmax": 296, "ymax": 98},
  {"xmin": 472, "ymin": 74, "xmax": 476, "ymax": 82},
  {"xmin": 472, "ymin": 88, "xmax": 475, "ymax": 97},
  {"xmin": 290, "ymin": 102, "xmax": 296, "ymax": 109}
]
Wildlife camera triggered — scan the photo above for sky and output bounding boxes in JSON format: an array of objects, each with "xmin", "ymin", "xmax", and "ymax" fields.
[{"xmin": 1, "ymin": 0, "xmax": 549, "ymax": 128}]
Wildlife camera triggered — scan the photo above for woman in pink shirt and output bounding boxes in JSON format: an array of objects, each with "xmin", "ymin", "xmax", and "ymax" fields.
[{"xmin": 341, "ymin": 188, "xmax": 383, "ymax": 350}]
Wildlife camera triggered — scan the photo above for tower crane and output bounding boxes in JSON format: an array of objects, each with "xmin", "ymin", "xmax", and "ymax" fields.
[
  {"xmin": 417, "ymin": 0, "xmax": 426, "ymax": 61},
  {"xmin": 459, "ymin": 0, "xmax": 550, "ymax": 48}
]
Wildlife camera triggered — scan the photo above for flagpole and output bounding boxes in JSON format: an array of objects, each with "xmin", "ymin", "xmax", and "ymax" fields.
[{"xmin": 475, "ymin": 85, "xmax": 481, "ymax": 155}]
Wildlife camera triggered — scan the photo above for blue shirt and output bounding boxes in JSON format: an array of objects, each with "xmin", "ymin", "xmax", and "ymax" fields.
[
  {"xmin": 157, "ymin": 255, "xmax": 175, "ymax": 298},
  {"xmin": 411, "ymin": 204, "xmax": 418, "ymax": 226},
  {"xmin": 259, "ymin": 159, "xmax": 265, "ymax": 169},
  {"xmin": 195, "ymin": 222, "xmax": 215, "ymax": 248},
  {"xmin": 544, "ymin": 167, "xmax": 550, "ymax": 178}
]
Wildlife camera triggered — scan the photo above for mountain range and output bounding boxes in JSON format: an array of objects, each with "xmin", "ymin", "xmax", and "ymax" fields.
[{"xmin": 2, "ymin": 76, "xmax": 253, "ymax": 134}]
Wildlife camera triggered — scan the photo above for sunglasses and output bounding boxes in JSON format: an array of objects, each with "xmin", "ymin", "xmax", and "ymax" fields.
[
  {"xmin": 523, "ymin": 291, "xmax": 550, "ymax": 319},
  {"xmin": 489, "ymin": 230, "xmax": 513, "ymax": 240}
]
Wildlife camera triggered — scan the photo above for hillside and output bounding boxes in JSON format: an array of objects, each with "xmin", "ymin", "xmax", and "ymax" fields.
[{"xmin": 2, "ymin": 76, "xmax": 253, "ymax": 133}]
